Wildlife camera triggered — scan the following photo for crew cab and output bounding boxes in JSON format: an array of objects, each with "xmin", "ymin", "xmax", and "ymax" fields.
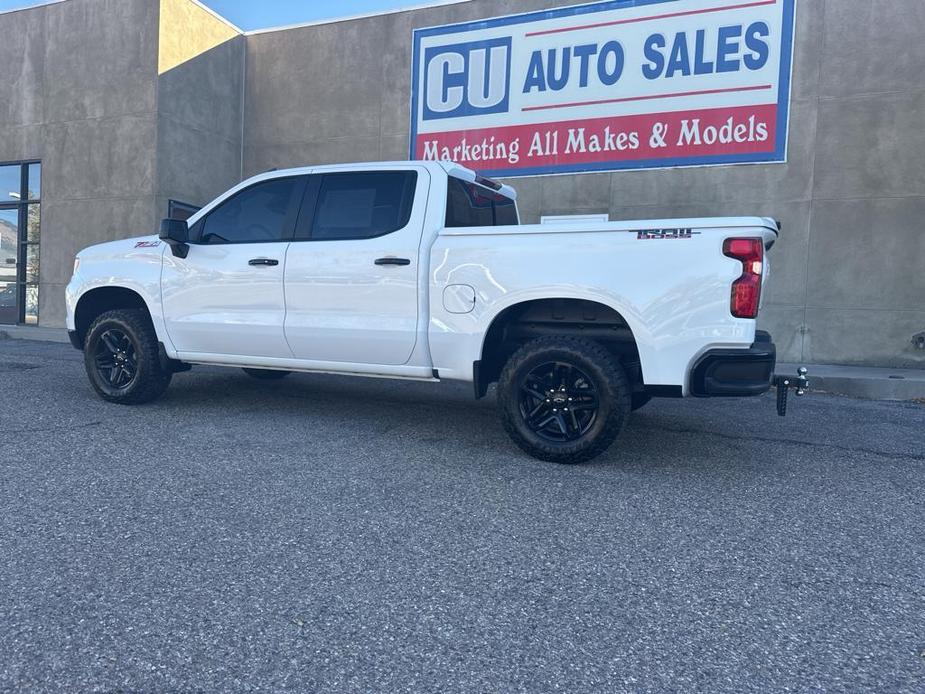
[{"xmin": 66, "ymin": 161, "xmax": 781, "ymax": 463}]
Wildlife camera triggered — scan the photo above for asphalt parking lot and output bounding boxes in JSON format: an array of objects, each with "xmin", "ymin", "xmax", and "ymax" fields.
[{"xmin": 0, "ymin": 338, "xmax": 922, "ymax": 693}]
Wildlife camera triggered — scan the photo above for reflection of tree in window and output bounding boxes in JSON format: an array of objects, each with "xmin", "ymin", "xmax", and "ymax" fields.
[{"xmin": 0, "ymin": 210, "xmax": 17, "ymax": 283}]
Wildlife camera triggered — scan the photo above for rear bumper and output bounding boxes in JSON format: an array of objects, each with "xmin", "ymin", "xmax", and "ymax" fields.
[{"xmin": 690, "ymin": 331, "xmax": 776, "ymax": 397}]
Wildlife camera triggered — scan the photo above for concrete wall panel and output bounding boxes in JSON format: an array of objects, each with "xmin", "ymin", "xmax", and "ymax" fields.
[
  {"xmin": 542, "ymin": 174, "xmax": 612, "ymax": 213},
  {"xmin": 499, "ymin": 176, "xmax": 543, "ymax": 224},
  {"xmin": 245, "ymin": 20, "xmax": 387, "ymax": 148},
  {"xmin": 157, "ymin": 37, "xmax": 244, "ymax": 144},
  {"xmin": 42, "ymin": 115, "xmax": 157, "ymax": 201},
  {"xmin": 0, "ymin": 8, "xmax": 45, "ymax": 127},
  {"xmin": 757, "ymin": 306, "xmax": 804, "ymax": 363},
  {"xmin": 376, "ymin": 2, "xmax": 496, "ymax": 139},
  {"xmin": 39, "ymin": 195, "xmax": 156, "ymax": 288},
  {"xmin": 806, "ymin": 197, "xmax": 925, "ymax": 312},
  {"xmin": 37, "ymin": 283, "xmax": 67, "ymax": 326},
  {"xmin": 0, "ymin": 125, "xmax": 45, "ymax": 163},
  {"xmin": 43, "ymin": 0, "xmax": 158, "ymax": 122},
  {"xmin": 813, "ymin": 91, "xmax": 925, "ymax": 201},
  {"xmin": 788, "ymin": 0, "xmax": 824, "ymax": 101},
  {"xmin": 156, "ymin": 114, "xmax": 241, "ymax": 207},
  {"xmin": 804, "ymin": 307, "xmax": 925, "ymax": 368},
  {"xmin": 244, "ymin": 136, "xmax": 383, "ymax": 178},
  {"xmin": 606, "ymin": 99, "xmax": 818, "ymax": 209},
  {"xmin": 820, "ymin": 0, "xmax": 925, "ymax": 99}
]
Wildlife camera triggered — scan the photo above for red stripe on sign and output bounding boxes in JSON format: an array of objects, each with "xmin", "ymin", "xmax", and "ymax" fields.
[
  {"xmin": 522, "ymin": 84, "xmax": 773, "ymax": 112},
  {"xmin": 524, "ymin": 0, "xmax": 778, "ymax": 38},
  {"xmin": 415, "ymin": 104, "xmax": 778, "ymax": 171}
]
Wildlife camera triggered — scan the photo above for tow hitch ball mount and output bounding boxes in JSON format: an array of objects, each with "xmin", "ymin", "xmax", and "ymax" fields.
[{"xmin": 774, "ymin": 367, "xmax": 809, "ymax": 417}]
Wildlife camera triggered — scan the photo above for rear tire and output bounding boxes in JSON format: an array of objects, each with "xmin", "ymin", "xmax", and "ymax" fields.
[
  {"xmin": 83, "ymin": 309, "xmax": 172, "ymax": 405},
  {"xmin": 497, "ymin": 336, "xmax": 631, "ymax": 464},
  {"xmin": 242, "ymin": 368, "xmax": 291, "ymax": 380}
]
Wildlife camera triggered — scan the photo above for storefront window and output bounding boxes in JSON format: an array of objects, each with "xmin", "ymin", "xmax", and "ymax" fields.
[
  {"xmin": 0, "ymin": 161, "xmax": 40, "ymax": 325},
  {"xmin": 27, "ymin": 163, "xmax": 41, "ymax": 200},
  {"xmin": 0, "ymin": 165, "xmax": 21, "ymax": 203}
]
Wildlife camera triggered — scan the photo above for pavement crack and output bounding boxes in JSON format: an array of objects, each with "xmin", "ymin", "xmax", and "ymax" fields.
[{"xmin": 634, "ymin": 422, "xmax": 925, "ymax": 464}]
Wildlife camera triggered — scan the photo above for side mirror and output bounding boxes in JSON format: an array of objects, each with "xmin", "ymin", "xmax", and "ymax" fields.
[{"xmin": 159, "ymin": 218, "xmax": 189, "ymax": 258}]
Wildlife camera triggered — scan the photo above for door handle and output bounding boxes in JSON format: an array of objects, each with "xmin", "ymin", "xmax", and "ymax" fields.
[
  {"xmin": 374, "ymin": 257, "xmax": 411, "ymax": 266},
  {"xmin": 249, "ymin": 258, "xmax": 279, "ymax": 267}
]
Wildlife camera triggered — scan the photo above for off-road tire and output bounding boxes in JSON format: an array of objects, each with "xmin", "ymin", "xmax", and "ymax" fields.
[
  {"xmin": 631, "ymin": 393, "xmax": 653, "ymax": 411},
  {"xmin": 242, "ymin": 368, "xmax": 291, "ymax": 380},
  {"xmin": 83, "ymin": 309, "xmax": 172, "ymax": 404},
  {"xmin": 497, "ymin": 336, "xmax": 631, "ymax": 464}
]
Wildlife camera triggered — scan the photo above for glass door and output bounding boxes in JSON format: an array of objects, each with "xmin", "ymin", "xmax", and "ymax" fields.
[
  {"xmin": 0, "ymin": 207, "xmax": 17, "ymax": 324},
  {"xmin": 0, "ymin": 161, "xmax": 40, "ymax": 325}
]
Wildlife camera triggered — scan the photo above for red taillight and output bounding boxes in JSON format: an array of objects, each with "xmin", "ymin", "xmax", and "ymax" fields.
[{"xmin": 723, "ymin": 238, "xmax": 764, "ymax": 319}]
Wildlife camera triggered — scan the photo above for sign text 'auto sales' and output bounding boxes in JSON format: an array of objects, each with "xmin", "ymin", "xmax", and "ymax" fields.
[{"xmin": 411, "ymin": 0, "xmax": 796, "ymax": 176}]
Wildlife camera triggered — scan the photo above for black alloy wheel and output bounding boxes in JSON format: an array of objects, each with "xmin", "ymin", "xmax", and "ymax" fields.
[
  {"xmin": 83, "ymin": 309, "xmax": 173, "ymax": 404},
  {"xmin": 93, "ymin": 328, "xmax": 138, "ymax": 390},
  {"xmin": 518, "ymin": 361, "xmax": 599, "ymax": 442},
  {"xmin": 497, "ymin": 336, "xmax": 632, "ymax": 464}
]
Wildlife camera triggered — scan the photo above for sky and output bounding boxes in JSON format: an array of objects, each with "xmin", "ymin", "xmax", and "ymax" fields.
[{"xmin": 0, "ymin": 0, "xmax": 437, "ymax": 30}]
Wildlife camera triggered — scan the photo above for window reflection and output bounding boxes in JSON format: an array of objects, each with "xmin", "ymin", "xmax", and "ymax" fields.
[
  {"xmin": 24, "ymin": 285, "xmax": 38, "ymax": 325},
  {"xmin": 0, "ymin": 161, "xmax": 41, "ymax": 324},
  {"xmin": 0, "ymin": 166, "xmax": 20, "ymax": 203},
  {"xmin": 0, "ymin": 209, "xmax": 17, "ymax": 283},
  {"xmin": 27, "ymin": 163, "xmax": 40, "ymax": 200}
]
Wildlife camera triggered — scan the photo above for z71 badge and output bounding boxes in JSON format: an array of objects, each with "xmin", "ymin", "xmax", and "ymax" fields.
[
  {"xmin": 134, "ymin": 240, "xmax": 161, "ymax": 248},
  {"xmin": 636, "ymin": 228, "xmax": 700, "ymax": 240}
]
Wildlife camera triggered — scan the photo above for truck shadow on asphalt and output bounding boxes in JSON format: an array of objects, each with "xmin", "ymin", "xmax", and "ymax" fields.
[
  {"xmin": 146, "ymin": 368, "xmax": 794, "ymax": 470},
  {"xmin": 142, "ymin": 367, "xmax": 925, "ymax": 472}
]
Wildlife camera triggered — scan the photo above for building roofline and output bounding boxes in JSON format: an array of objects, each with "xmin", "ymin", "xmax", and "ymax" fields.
[
  {"xmin": 0, "ymin": 0, "xmax": 66, "ymax": 17},
  {"xmin": 0, "ymin": 0, "xmax": 243, "ymax": 33},
  {"xmin": 0, "ymin": 0, "xmax": 471, "ymax": 34},
  {"xmin": 185, "ymin": 0, "xmax": 243, "ymax": 34},
  {"xmin": 243, "ymin": 0, "xmax": 473, "ymax": 36}
]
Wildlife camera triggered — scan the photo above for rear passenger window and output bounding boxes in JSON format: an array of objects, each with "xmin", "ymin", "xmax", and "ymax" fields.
[
  {"xmin": 308, "ymin": 171, "xmax": 417, "ymax": 241},
  {"xmin": 445, "ymin": 177, "xmax": 518, "ymax": 228}
]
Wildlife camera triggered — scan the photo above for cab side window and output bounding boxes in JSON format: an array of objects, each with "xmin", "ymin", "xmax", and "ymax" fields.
[
  {"xmin": 199, "ymin": 177, "xmax": 303, "ymax": 244},
  {"xmin": 445, "ymin": 177, "xmax": 518, "ymax": 227},
  {"xmin": 299, "ymin": 171, "xmax": 417, "ymax": 241}
]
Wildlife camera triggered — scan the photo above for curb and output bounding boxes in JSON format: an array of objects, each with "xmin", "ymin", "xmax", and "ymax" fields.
[
  {"xmin": 0, "ymin": 326, "xmax": 71, "ymax": 344},
  {"xmin": 778, "ymin": 362, "xmax": 925, "ymax": 401}
]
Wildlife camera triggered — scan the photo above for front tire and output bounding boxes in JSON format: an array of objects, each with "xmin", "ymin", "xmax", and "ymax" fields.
[
  {"xmin": 83, "ymin": 309, "xmax": 172, "ymax": 405},
  {"xmin": 497, "ymin": 336, "xmax": 631, "ymax": 464}
]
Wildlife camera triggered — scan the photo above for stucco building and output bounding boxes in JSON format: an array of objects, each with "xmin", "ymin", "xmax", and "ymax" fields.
[{"xmin": 0, "ymin": 0, "xmax": 923, "ymax": 368}]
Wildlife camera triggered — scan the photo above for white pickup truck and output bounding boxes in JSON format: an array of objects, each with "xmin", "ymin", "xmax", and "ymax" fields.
[{"xmin": 66, "ymin": 160, "xmax": 789, "ymax": 463}]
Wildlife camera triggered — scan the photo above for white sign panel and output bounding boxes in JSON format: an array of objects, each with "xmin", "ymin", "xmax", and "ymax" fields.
[{"xmin": 411, "ymin": 0, "xmax": 796, "ymax": 176}]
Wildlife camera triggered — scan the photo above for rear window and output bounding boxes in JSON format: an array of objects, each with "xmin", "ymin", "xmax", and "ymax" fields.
[{"xmin": 445, "ymin": 177, "xmax": 518, "ymax": 228}]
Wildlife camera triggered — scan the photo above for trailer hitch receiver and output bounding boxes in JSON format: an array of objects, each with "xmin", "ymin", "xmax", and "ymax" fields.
[{"xmin": 774, "ymin": 366, "xmax": 809, "ymax": 416}]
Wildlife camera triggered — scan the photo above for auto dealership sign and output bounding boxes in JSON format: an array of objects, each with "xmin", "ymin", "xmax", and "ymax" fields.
[{"xmin": 411, "ymin": 0, "xmax": 796, "ymax": 176}]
